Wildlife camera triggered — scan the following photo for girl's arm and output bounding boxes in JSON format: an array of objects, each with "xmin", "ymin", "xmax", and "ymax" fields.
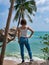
[{"xmin": 27, "ymin": 27, "xmax": 34, "ymax": 38}]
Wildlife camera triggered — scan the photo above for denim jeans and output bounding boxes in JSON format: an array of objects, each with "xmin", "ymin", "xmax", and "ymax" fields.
[{"xmin": 19, "ymin": 37, "xmax": 32, "ymax": 61}]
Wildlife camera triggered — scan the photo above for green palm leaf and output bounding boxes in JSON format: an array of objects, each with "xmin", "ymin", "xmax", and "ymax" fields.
[
  {"xmin": 14, "ymin": 4, "xmax": 20, "ymax": 10},
  {"xmin": 23, "ymin": 0, "xmax": 36, "ymax": 6},
  {"xmin": 25, "ymin": 6, "xmax": 33, "ymax": 14},
  {"xmin": 14, "ymin": 9, "xmax": 20, "ymax": 21},
  {"xmin": 14, "ymin": 0, "xmax": 37, "ymax": 22},
  {"xmin": 15, "ymin": 0, "xmax": 26, "ymax": 4},
  {"xmin": 26, "ymin": 13, "xmax": 33, "ymax": 22}
]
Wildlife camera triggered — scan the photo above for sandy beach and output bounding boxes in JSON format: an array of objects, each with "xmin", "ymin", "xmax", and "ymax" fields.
[{"xmin": 3, "ymin": 57, "xmax": 49, "ymax": 65}]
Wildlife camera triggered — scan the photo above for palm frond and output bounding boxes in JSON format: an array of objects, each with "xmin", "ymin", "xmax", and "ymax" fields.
[
  {"xmin": 10, "ymin": 0, "xmax": 12, "ymax": 3},
  {"xmin": 21, "ymin": 11, "xmax": 24, "ymax": 19},
  {"xmin": 14, "ymin": 4, "xmax": 20, "ymax": 10},
  {"xmin": 26, "ymin": 13, "xmax": 33, "ymax": 22},
  {"xmin": 23, "ymin": 0, "xmax": 37, "ymax": 12},
  {"xmin": 15, "ymin": 0, "xmax": 22, "ymax": 4},
  {"xmin": 24, "ymin": 4, "xmax": 33, "ymax": 14},
  {"xmin": 27, "ymin": 7, "xmax": 33, "ymax": 14},
  {"xmin": 15, "ymin": 0, "xmax": 26, "ymax": 4},
  {"xmin": 14, "ymin": 0, "xmax": 37, "ymax": 23},
  {"xmin": 13, "ymin": 9, "xmax": 20, "ymax": 21},
  {"xmin": 30, "ymin": 5, "xmax": 37, "ymax": 12},
  {"xmin": 29, "ymin": 0, "xmax": 36, "ymax": 6},
  {"xmin": 23, "ymin": 0, "xmax": 36, "ymax": 6}
]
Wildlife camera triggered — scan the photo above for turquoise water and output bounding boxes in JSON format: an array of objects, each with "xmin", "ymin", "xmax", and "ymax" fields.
[{"xmin": 0, "ymin": 31, "xmax": 49, "ymax": 59}]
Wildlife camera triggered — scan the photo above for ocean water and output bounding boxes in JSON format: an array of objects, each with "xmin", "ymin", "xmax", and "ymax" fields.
[{"xmin": 0, "ymin": 31, "xmax": 49, "ymax": 59}]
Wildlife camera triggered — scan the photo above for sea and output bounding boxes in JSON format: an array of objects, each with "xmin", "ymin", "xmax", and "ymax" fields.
[{"xmin": 0, "ymin": 31, "xmax": 49, "ymax": 60}]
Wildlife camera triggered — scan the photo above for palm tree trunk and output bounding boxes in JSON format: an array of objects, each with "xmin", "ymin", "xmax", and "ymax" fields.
[
  {"xmin": 21, "ymin": 8, "xmax": 24, "ymax": 19},
  {"xmin": 17, "ymin": 13, "xmax": 21, "ymax": 40},
  {"xmin": 21, "ymin": 0, "xmax": 24, "ymax": 19},
  {"xmin": 0, "ymin": 0, "xmax": 14, "ymax": 65}
]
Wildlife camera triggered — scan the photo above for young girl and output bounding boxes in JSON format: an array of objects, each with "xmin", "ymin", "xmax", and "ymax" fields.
[{"xmin": 17, "ymin": 19, "xmax": 34, "ymax": 63}]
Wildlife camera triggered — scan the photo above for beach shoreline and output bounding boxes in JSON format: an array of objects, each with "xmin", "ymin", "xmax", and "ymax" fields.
[
  {"xmin": 4, "ymin": 56, "xmax": 45, "ymax": 61},
  {"xmin": 3, "ymin": 56, "xmax": 48, "ymax": 65}
]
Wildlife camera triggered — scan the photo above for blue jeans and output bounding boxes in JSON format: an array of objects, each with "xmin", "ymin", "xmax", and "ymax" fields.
[{"xmin": 19, "ymin": 37, "xmax": 32, "ymax": 61}]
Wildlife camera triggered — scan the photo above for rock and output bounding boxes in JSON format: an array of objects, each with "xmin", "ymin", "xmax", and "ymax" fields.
[
  {"xmin": 40, "ymin": 62, "xmax": 47, "ymax": 65},
  {"xmin": 0, "ymin": 27, "xmax": 17, "ymax": 43},
  {"xmin": 18, "ymin": 61, "xmax": 38, "ymax": 65},
  {"xmin": 46, "ymin": 60, "xmax": 49, "ymax": 65}
]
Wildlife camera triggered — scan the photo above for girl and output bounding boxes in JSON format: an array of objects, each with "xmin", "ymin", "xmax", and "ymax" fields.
[{"xmin": 17, "ymin": 19, "xmax": 34, "ymax": 63}]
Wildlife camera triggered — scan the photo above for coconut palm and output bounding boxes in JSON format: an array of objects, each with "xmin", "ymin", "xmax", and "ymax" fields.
[
  {"xmin": 14, "ymin": 0, "xmax": 37, "ymax": 22},
  {"xmin": 14, "ymin": 0, "xmax": 37, "ymax": 38},
  {"xmin": 0, "ymin": 0, "xmax": 15, "ymax": 65}
]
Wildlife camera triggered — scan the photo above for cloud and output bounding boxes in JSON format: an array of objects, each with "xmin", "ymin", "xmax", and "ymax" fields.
[
  {"xmin": 37, "ymin": 5, "xmax": 49, "ymax": 13},
  {"xmin": 36, "ymin": 0, "xmax": 49, "ymax": 5},
  {"xmin": 45, "ymin": 18, "xmax": 49, "ymax": 23},
  {"xmin": 35, "ymin": 0, "xmax": 49, "ymax": 13},
  {"xmin": 36, "ymin": 0, "xmax": 46, "ymax": 5},
  {"xmin": 0, "ymin": 0, "xmax": 10, "ymax": 6}
]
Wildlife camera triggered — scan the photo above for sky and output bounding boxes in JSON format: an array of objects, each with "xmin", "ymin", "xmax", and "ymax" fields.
[{"xmin": 0, "ymin": 0, "xmax": 49, "ymax": 31}]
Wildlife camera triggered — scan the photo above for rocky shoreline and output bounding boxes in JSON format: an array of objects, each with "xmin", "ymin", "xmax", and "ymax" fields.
[{"xmin": 0, "ymin": 27, "xmax": 17, "ymax": 47}]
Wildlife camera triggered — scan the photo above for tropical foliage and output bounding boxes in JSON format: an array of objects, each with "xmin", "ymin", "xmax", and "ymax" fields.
[
  {"xmin": 40, "ymin": 34, "xmax": 49, "ymax": 60},
  {"xmin": 14, "ymin": 0, "xmax": 37, "ymax": 22}
]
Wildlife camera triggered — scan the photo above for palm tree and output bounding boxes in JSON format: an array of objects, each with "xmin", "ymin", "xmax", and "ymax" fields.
[
  {"xmin": 14, "ymin": 0, "xmax": 37, "ymax": 38},
  {"xmin": 0, "ymin": 0, "xmax": 15, "ymax": 65},
  {"xmin": 14, "ymin": 0, "xmax": 37, "ymax": 22}
]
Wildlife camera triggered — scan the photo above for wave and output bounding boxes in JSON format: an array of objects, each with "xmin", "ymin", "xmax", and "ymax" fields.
[
  {"xmin": 4, "ymin": 56, "xmax": 45, "ymax": 62},
  {"xmin": 5, "ymin": 52, "xmax": 45, "ymax": 59}
]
